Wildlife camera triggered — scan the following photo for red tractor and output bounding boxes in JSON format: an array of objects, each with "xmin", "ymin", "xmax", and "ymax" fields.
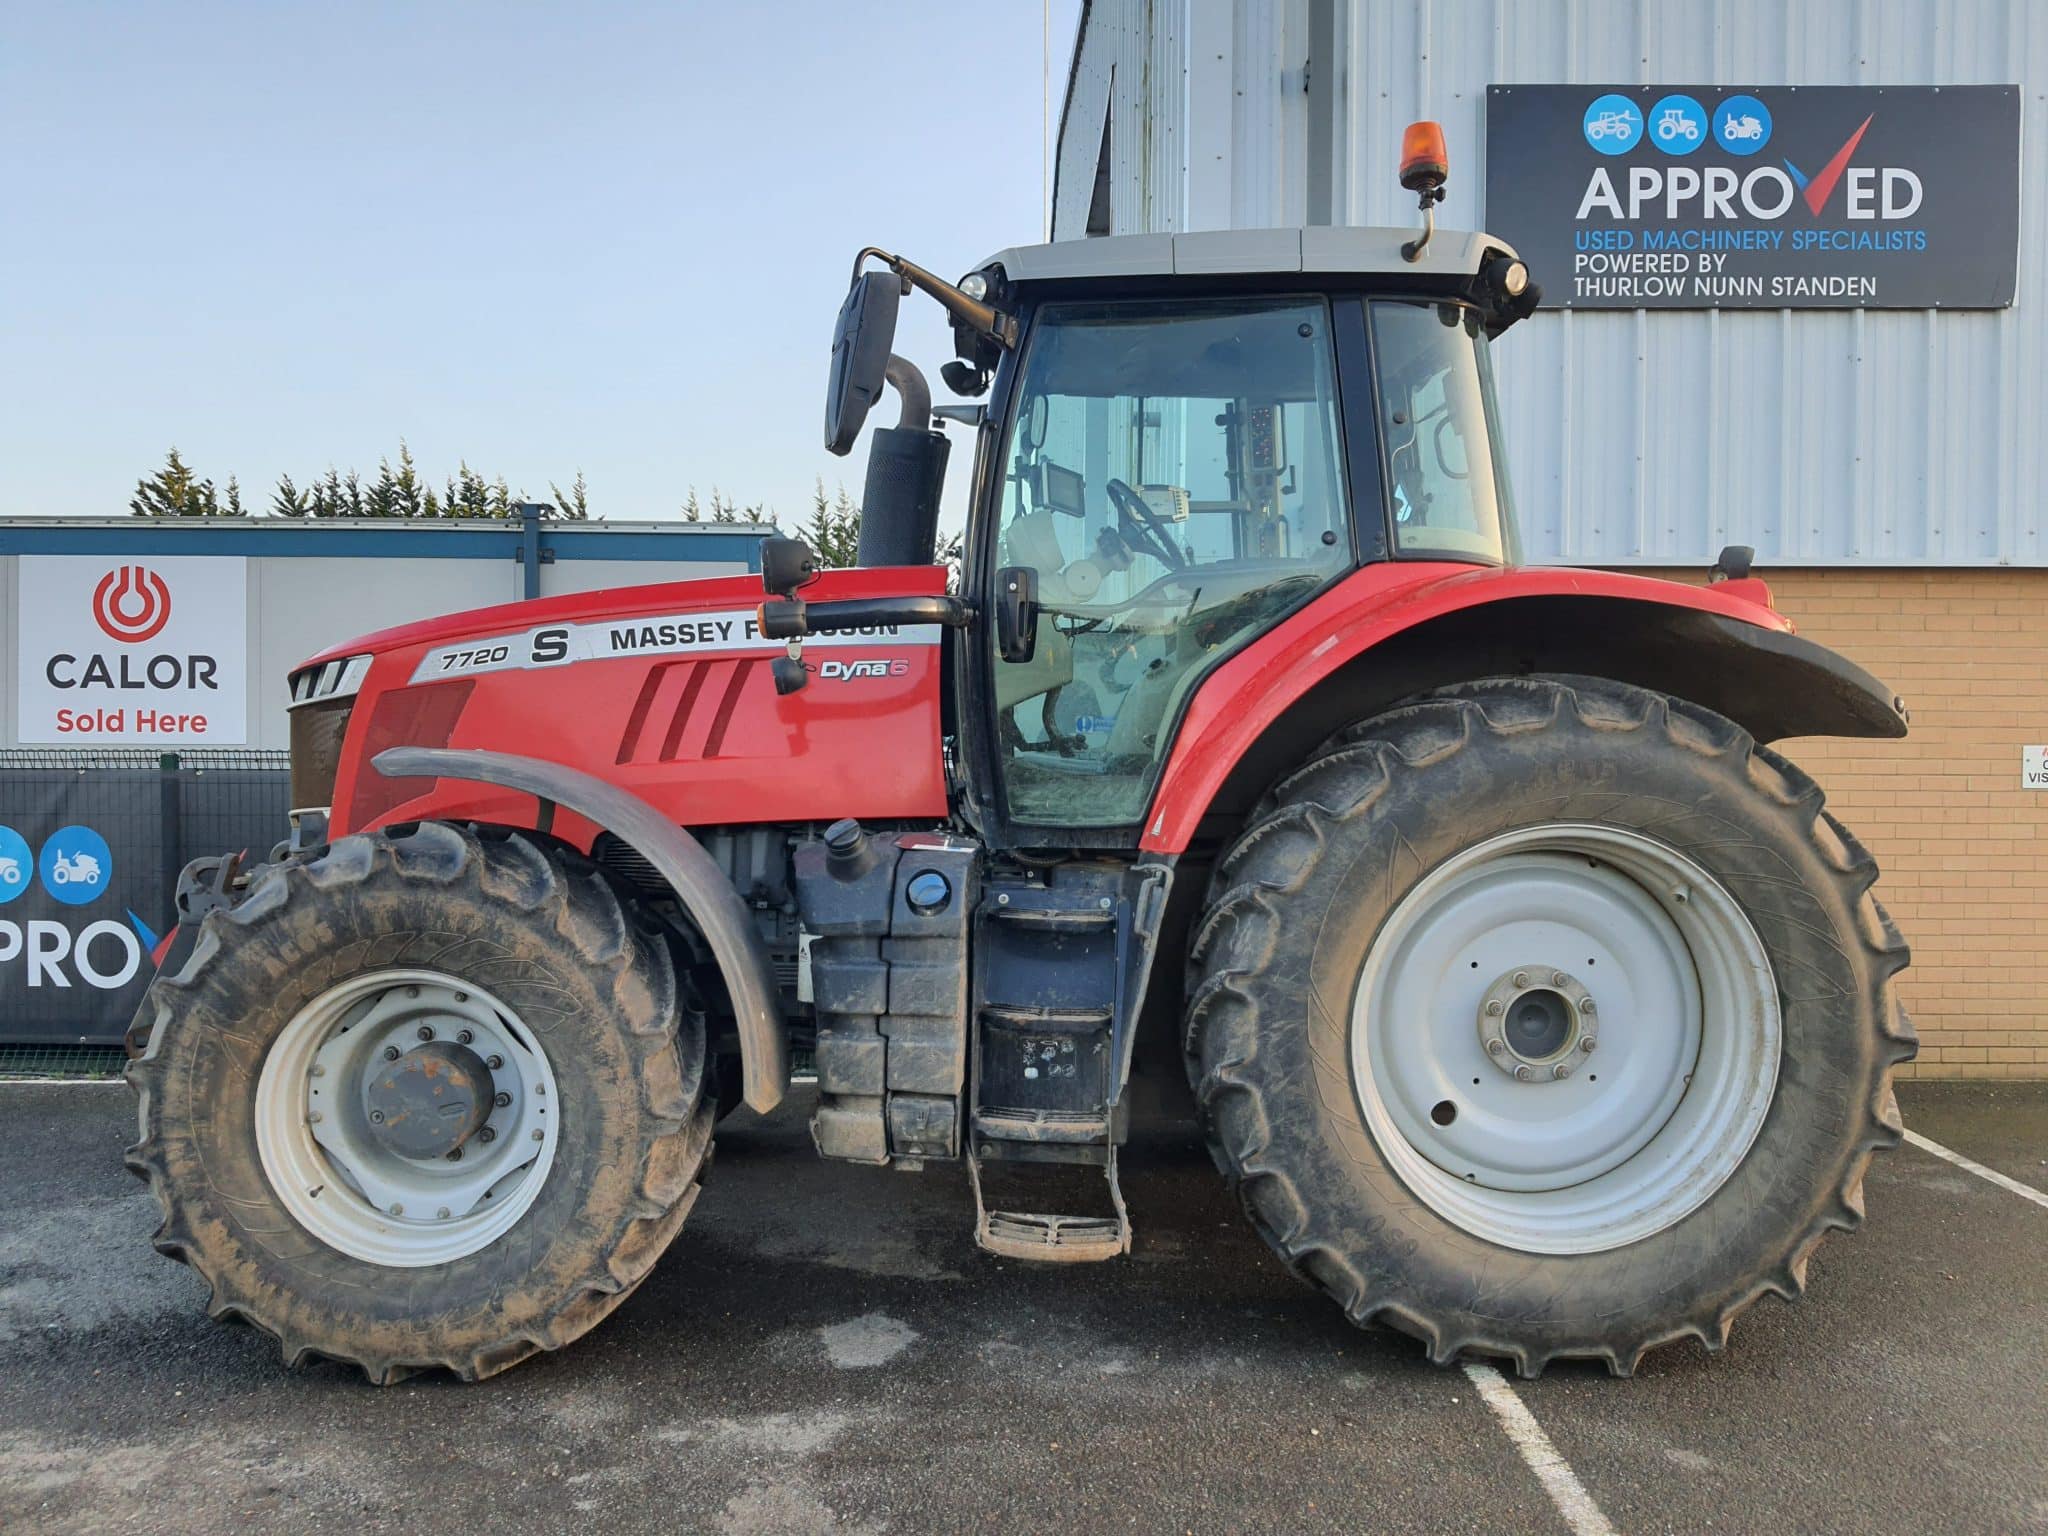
[{"xmin": 126, "ymin": 137, "xmax": 1913, "ymax": 1383}]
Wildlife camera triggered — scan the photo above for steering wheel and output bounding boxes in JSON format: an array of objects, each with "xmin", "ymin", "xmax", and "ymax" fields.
[{"xmin": 1105, "ymin": 478, "xmax": 1188, "ymax": 570}]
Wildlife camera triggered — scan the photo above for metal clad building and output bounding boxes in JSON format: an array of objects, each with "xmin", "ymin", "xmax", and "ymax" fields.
[
  {"xmin": 1054, "ymin": 0, "xmax": 2047, "ymax": 1082},
  {"xmin": 1054, "ymin": 0, "xmax": 2046, "ymax": 566}
]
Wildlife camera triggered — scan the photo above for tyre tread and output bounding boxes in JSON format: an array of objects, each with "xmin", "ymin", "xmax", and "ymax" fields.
[{"xmin": 1184, "ymin": 675, "xmax": 1915, "ymax": 1377}]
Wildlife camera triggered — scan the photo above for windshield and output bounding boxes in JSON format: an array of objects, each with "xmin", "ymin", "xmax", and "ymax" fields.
[
  {"xmin": 1370, "ymin": 301, "xmax": 1515, "ymax": 563},
  {"xmin": 989, "ymin": 297, "xmax": 1352, "ymax": 828}
]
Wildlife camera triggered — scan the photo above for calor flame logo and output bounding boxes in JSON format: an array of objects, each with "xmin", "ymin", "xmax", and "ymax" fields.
[{"xmin": 92, "ymin": 566, "xmax": 172, "ymax": 644}]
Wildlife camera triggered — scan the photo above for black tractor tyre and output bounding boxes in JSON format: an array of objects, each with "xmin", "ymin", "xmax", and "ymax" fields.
[
  {"xmin": 1184, "ymin": 676, "xmax": 1915, "ymax": 1376},
  {"xmin": 125, "ymin": 821, "xmax": 712, "ymax": 1384}
]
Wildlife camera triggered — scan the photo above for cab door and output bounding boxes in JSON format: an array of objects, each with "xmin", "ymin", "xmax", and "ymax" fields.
[{"xmin": 967, "ymin": 294, "xmax": 1359, "ymax": 843}]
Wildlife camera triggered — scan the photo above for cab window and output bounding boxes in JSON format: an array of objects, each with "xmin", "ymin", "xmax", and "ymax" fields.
[
  {"xmin": 990, "ymin": 297, "xmax": 1351, "ymax": 828},
  {"xmin": 1370, "ymin": 300, "xmax": 1514, "ymax": 563}
]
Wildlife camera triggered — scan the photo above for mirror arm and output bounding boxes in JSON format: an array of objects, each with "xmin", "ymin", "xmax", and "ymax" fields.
[
  {"xmin": 759, "ymin": 594, "xmax": 974, "ymax": 641},
  {"xmin": 852, "ymin": 247, "xmax": 1018, "ymax": 349}
]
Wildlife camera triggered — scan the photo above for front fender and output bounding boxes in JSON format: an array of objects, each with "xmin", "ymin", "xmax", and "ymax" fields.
[
  {"xmin": 374, "ymin": 746, "xmax": 788, "ymax": 1114},
  {"xmin": 1141, "ymin": 562, "xmax": 1908, "ymax": 854}
]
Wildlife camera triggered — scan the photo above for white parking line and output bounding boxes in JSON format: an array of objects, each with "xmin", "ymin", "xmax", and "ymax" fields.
[
  {"xmin": 1904, "ymin": 1129, "xmax": 2048, "ymax": 1212},
  {"xmin": 1463, "ymin": 1361, "xmax": 1618, "ymax": 1536}
]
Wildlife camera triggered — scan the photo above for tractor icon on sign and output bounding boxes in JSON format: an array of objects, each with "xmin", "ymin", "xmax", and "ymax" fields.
[
  {"xmin": 0, "ymin": 856, "xmax": 21, "ymax": 888},
  {"xmin": 1721, "ymin": 112, "xmax": 1764, "ymax": 142},
  {"xmin": 1656, "ymin": 106, "xmax": 1701, "ymax": 142},
  {"xmin": 1586, "ymin": 109, "xmax": 1637, "ymax": 142}
]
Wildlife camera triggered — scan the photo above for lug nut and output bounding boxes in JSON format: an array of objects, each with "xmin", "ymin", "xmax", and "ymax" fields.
[
  {"xmin": 457, "ymin": 1029, "xmax": 474, "ymax": 1045},
  {"xmin": 478, "ymin": 1126, "xmax": 496, "ymax": 1143},
  {"xmin": 1552, "ymin": 1063, "xmax": 1573, "ymax": 1080},
  {"xmin": 1581, "ymin": 999, "xmax": 1596, "ymax": 1015},
  {"xmin": 369, "ymin": 1110, "xmax": 384, "ymax": 1124},
  {"xmin": 383, "ymin": 1045, "xmax": 401, "ymax": 1061},
  {"xmin": 1580, "ymin": 1037, "xmax": 1597, "ymax": 1053},
  {"xmin": 1514, "ymin": 1065, "xmax": 1535, "ymax": 1082},
  {"xmin": 1485, "ymin": 1039, "xmax": 1507, "ymax": 1056},
  {"xmin": 1551, "ymin": 972, "xmax": 1568, "ymax": 987},
  {"xmin": 416, "ymin": 1025, "xmax": 434, "ymax": 1041},
  {"xmin": 388, "ymin": 1203, "xmax": 403, "ymax": 1217},
  {"xmin": 494, "ymin": 1091, "xmax": 512, "ymax": 1108},
  {"xmin": 1512, "ymin": 971, "xmax": 1529, "ymax": 988},
  {"xmin": 1485, "ymin": 1000, "xmax": 1505, "ymax": 1017},
  {"xmin": 487, "ymin": 1055, "xmax": 504, "ymax": 1070},
  {"xmin": 436, "ymin": 1207, "xmax": 451, "ymax": 1220},
  {"xmin": 446, "ymin": 1147, "xmax": 464, "ymax": 1161},
  {"xmin": 534, "ymin": 1083, "xmax": 545, "ymax": 1097},
  {"xmin": 307, "ymin": 1110, "xmax": 323, "ymax": 1124},
  {"xmin": 531, "ymin": 1129, "xmax": 544, "ymax": 1142},
  {"xmin": 454, "ymin": 991, "xmax": 468, "ymax": 1002}
]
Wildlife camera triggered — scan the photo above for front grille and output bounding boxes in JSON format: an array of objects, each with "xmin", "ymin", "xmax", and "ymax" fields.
[{"xmin": 289, "ymin": 696, "xmax": 352, "ymax": 812}]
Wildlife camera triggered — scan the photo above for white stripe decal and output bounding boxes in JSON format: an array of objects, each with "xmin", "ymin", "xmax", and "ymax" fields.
[
  {"xmin": 410, "ymin": 607, "xmax": 940, "ymax": 684},
  {"xmin": 1463, "ymin": 1362, "xmax": 1618, "ymax": 1536},
  {"xmin": 1904, "ymin": 1129, "xmax": 2048, "ymax": 1212}
]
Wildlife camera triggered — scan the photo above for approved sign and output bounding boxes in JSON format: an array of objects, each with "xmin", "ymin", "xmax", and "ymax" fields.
[
  {"xmin": 1484, "ymin": 85, "xmax": 2020, "ymax": 310},
  {"xmin": 15, "ymin": 555, "xmax": 248, "ymax": 744}
]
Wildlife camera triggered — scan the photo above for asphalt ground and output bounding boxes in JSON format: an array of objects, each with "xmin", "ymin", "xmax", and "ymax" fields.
[{"xmin": 1, "ymin": 1077, "xmax": 2042, "ymax": 1535}]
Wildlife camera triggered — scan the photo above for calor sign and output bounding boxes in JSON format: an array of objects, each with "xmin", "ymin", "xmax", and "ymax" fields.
[{"xmin": 15, "ymin": 555, "xmax": 248, "ymax": 745}]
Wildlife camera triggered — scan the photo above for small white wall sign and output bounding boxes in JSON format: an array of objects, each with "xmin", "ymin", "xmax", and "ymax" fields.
[
  {"xmin": 2025, "ymin": 745, "xmax": 2048, "ymax": 790},
  {"xmin": 15, "ymin": 556, "xmax": 248, "ymax": 745}
]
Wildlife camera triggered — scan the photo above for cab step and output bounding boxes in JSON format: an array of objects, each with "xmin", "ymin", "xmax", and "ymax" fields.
[{"xmin": 967, "ymin": 1146, "xmax": 1131, "ymax": 1263}]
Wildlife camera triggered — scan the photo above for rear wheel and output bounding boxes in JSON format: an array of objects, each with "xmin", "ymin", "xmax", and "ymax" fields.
[
  {"xmin": 1185, "ymin": 676, "xmax": 1914, "ymax": 1375},
  {"xmin": 126, "ymin": 822, "xmax": 711, "ymax": 1383}
]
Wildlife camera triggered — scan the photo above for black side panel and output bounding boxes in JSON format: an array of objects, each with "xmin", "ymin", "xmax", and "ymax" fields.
[{"xmin": 797, "ymin": 831, "xmax": 978, "ymax": 1163}]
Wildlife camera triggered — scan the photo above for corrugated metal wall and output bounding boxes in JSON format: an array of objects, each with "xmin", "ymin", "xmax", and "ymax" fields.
[{"xmin": 1054, "ymin": 0, "xmax": 2045, "ymax": 566}]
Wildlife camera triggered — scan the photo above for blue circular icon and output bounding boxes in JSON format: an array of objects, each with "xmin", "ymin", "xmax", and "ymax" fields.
[
  {"xmin": 0, "ymin": 826, "xmax": 31, "ymax": 905},
  {"xmin": 39, "ymin": 825, "xmax": 112, "ymax": 906},
  {"xmin": 1582, "ymin": 94, "xmax": 1643, "ymax": 155},
  {"xmin": 1713, "ymin": 94, "xmax": 1772, "ymax": 155},
  {"xmin": 1647, "ymin": 94, "xmax": 1708, "ymax": 154}
]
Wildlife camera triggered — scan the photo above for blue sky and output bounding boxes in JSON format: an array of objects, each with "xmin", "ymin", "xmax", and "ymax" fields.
[{"xmin": 0, "ymin": 1, "xmax": 1081, "ymax": 528}]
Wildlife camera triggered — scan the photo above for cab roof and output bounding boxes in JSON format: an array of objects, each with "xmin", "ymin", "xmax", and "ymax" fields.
[{"xmin": 974, "ymin": 226, "xmax": 1517, "ymax": 286}]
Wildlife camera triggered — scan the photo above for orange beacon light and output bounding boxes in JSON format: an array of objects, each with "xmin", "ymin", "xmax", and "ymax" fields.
[
  {"xmin": 1399, "ymin": 121, "xmax": 1450, "ymax": 261},
  {"xmin": 1399, "ymin": 120, "xmax": 1449, "ymax": 194}
]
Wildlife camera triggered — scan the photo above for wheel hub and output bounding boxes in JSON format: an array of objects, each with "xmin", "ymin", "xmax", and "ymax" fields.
[
  {"xmin": 361, "ymin": 1041, "xmax": 495, "ymax": 1159},
  {"xmin": 254, "ymin": 970, "xmax": 559, "ymax": 1267},
  {"xmin": 1477, "ymin": 967, "xmax": 1596, "ymax": 1079},
  {"xmin": 1350, "ymin": 823, "xmax": 1781, "ymax": 1254}
]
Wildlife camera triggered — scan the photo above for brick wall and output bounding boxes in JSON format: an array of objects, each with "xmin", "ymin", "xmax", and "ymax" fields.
[{"xmin": 1640, "ymin": 567, "xmax": 2048, "ymax": 1079}]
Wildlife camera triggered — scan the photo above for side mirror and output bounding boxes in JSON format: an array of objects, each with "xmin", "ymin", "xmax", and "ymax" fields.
[
  {"xmin": 824, "ymin": 271, "xmax": 902, "ymax": 456},
  {"xmin": 995, "ymin": 566, "xmax": 1038, "ymax": 663},
  {"xmin": 761, "ymin": 535, "xmax": 818, "ymax": 598}
]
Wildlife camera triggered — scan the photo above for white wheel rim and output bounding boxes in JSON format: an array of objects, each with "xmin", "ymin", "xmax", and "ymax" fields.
[
  {"xmin": 255, "ymin": 968, "xmax": 560, "ymax": 1267},
  {"xmin": 1350, "ymin": 823, "xmax": 1780, "ymax": 1254}
]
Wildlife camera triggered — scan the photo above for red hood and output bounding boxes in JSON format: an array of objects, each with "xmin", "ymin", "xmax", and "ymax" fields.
[{"xmin": 298, "ymin": 564, "xmax": 948, "ymax": 671}]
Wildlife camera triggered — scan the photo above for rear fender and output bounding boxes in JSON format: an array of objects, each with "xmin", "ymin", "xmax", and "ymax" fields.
[
  {"xmin": 1141, "ymin": 562, "xmax": 1908, "ymax": 853},
  {"xmin": 373, "ymin": 746, "xmax": 788, "ymax": 1114}
]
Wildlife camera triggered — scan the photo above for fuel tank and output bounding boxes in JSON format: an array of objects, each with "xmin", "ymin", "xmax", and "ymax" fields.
[{"xmin": 298, "ymin": 566, "xmax": 950, "ymax": 843}]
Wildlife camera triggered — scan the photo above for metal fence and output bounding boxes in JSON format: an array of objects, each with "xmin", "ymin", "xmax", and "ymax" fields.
[{"xmin": 0, "ymin": 750, "xmax": 289, "ymax": 1049}]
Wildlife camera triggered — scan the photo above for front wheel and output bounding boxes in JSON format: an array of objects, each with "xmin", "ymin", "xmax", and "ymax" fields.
[
  {"xmin": 126, "ymin": 822, "xmax": 711, "ymax": 1383},
  {"xmin": 1185, "ymin": 677, "xmax": 1915, "ymax": 1375}
]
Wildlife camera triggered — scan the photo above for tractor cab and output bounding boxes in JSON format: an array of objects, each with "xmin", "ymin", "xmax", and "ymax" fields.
[{"xmin": 794, "ymin": 183, "xmax": 1538, "ymax": 848}]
